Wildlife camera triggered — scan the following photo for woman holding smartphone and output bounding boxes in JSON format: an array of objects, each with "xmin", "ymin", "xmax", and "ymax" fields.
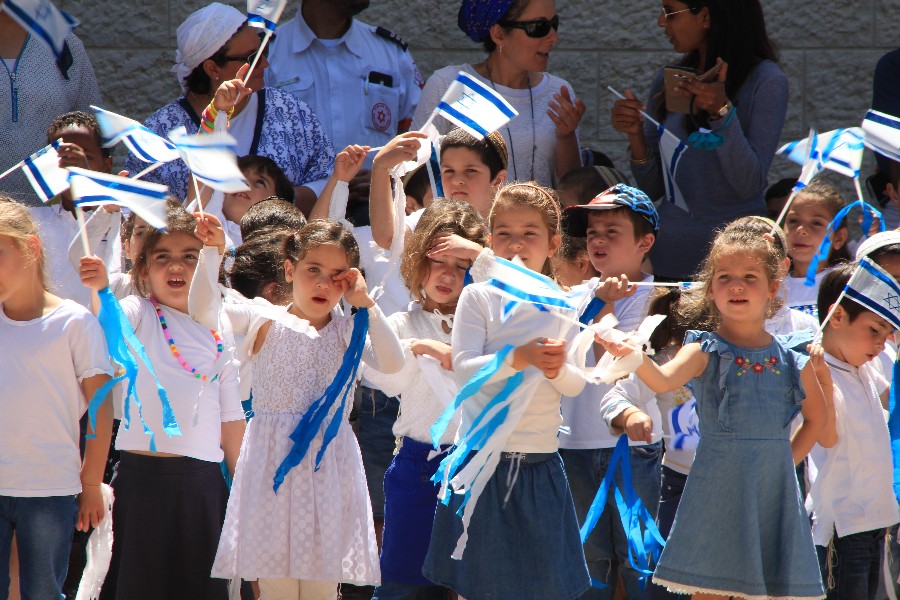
[
  {"xmin": 412, "ymin": 0, "xmax": 586, "ymax": 188},
  {"xmin": 611, "ymin": 0, "xmax": 787, "ymax": 280}
]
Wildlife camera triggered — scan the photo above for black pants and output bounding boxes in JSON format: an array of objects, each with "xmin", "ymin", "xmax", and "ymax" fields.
[
  {"xmin": 100, "ymin": 452, "xmax": 229, "ymax": 600},
  {"xmin": 817, "ymin": 528, "xmax": 886, "ymax": 600}
]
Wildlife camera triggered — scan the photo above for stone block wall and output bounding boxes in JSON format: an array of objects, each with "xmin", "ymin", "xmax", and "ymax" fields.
[{"xmin": 60, "ymin": 0, "xmax": 896, "ymax": 193}]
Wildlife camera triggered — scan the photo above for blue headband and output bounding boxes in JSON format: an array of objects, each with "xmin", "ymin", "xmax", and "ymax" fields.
[{"xmin": 458, "ymin": 0, "xmax": 515, "ymax": 43}]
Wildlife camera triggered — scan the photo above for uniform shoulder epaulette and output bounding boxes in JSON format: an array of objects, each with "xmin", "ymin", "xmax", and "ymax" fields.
[{"xmin": 374, "ymin": 26, "xmax": 409, "ymax": 51}]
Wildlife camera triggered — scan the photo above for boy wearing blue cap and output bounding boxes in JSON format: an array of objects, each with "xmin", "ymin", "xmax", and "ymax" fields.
[{"xmin": 559, "ymin": 184, "xmax": 662, "ymax": 599}]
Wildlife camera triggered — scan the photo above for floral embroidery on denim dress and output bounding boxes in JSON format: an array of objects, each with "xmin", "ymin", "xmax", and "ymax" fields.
[
  {"xmin": 652, "ymin": 331, "xmax": 825, "ymax": 600},
  {"xmin": 734, "ymin": 354, "xmax": 781, "ymax": 377}
]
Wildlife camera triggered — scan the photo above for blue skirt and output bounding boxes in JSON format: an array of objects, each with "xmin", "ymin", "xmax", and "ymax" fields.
[
  {"xmin": 379, "ymin": 437, "xmax": 449, "ymax": 585},
  {"xmin": 422, "ymin": 452, "xmax": 590, "ymax": 600}
]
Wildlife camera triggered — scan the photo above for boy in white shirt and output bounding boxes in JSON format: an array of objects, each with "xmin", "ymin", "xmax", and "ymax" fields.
[
  {"xmin": 559, "ymin": 185, "xmax": 661, "ymax": 598},
  {"xmin": 808, "ymin": 262, "xmax": 900, "ymax": 599}
]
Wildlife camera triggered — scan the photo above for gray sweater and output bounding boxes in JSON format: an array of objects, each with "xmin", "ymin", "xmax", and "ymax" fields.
[{"xmin": 631, "ymin": 60, "xmax": 788, "ymax": 279}]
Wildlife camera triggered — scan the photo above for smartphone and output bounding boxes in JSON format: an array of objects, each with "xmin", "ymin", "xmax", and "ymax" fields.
[{"xmin": 663, "ymin": 63, "xmax": 724, "ymax": 114}]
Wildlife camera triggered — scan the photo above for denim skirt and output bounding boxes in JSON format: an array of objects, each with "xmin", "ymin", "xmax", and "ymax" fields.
[{"xmin": 422, "ymin": 451, "xmax": 590, "ymax": 600}]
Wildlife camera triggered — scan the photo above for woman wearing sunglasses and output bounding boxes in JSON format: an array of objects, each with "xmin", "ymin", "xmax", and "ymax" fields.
[
  {"xmin": 126, "ymin": 2, "xmax": 334, "ymax": 214},
  {"xmin": 611, "ymin": 0, "xmax": 787, "ymax": 282},
  {"xmin": 412, "ymin": 0, "xmax": 585, "ymax": 188}
]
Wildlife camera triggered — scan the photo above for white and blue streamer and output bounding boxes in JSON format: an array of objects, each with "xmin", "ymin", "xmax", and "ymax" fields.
[
  {"xmin": 273, "ymin": 308, "xmax": 369, "ymax": 492},
  {"xmin": 85, "ymin": 287, "xmax": 181, "ymax": 452},
  {"xmin": 430, "ymin": 344, "xmax": 550, "ymax": 559},
  {"xmin": 805, "ymin": 200, "xmax": 884, "ymax": 286},
  {"xmin": 580, "ymin": 435, "xmax": 665, "ymax": 588}
]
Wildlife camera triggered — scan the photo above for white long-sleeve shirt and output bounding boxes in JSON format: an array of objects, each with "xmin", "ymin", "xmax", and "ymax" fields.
[
  {"xmin": 452, "ymin": 282, "xmax": 585, "ymax": 453},
  {"xmin": 363, "ymin": 304, "xmax": 459, "ymax": 445},
  {"xmin": 189, "ymin": 247, "xmax": 405, "ymax": 384}
]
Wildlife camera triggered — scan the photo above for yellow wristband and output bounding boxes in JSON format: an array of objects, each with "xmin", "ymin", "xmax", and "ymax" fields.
[{"xmin": 207, "ymin": 101, "xmax": 235, "ymax": 120}]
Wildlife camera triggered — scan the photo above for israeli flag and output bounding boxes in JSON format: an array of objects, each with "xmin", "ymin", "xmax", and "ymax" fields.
[
  {"xmin": 668, "ymin": 398, "xmax": 700, "ymax": 451},
  {"xmin": 842, "ymin": 258, "xmax": 900, "ymax": 330},
  {"xmin": 861, "ymin": 109, "xmax": 900, "ymax": 162},
  {"xmin": 436, "ymin": 72, "xmax": 518, "ymax": 140},
  {"xmin": 485, "ymin": 255, "xmax": 581, "ymax": 312},
  {"xmin": 778, "ymin": 127, "xmax": 865, "ymax": 179},
  {"xmin": 18, "ymin": 140, "xmax": 69, "ymax": 203},
  {"xmin": 2, "ymin": 0, "xmax": 77, "ymax": 60},
  {"xmin": 168, "ymin": 127, "xmax": 250, "ymax": 193},
  {"xmin": 658, "ymin": 124, "xmax": 690, "ymax": 214},
  {"xmin": 92, "ymin": 106, "xmax": 181, "ymax": 165},
  {"xmin": 247, "ymin": 0, "xmax": 286, "ymax": 32},
  {"xmin": 67, "ymin": 168, "xmax": 168, "ymax": 231}
]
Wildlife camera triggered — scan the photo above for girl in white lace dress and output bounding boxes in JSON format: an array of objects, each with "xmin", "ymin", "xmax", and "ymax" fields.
[{"xmin": 190, "ymin": 218, "xmax": 405, "ymax": 600}]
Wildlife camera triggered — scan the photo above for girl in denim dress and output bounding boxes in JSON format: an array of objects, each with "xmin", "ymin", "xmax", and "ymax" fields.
[{"xmin": 602, "ymin": 225, "xmax": 835, "ymax": 599}]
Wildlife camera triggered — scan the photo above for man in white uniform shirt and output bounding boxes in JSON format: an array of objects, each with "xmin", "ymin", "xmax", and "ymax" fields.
[{"xmin": 266, "ymin": 0, "xmax": 423, "ymax": 224}]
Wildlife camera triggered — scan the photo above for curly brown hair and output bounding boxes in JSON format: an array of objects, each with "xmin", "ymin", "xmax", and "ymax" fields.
[{"xmin": 401, "ymin": 199, "xmax": 487, "ymax": 303}]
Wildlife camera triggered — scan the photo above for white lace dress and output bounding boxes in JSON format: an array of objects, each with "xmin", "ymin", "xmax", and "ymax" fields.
[{"xmin": 211, "ymin": 312, "xmax": 403, "ymax": 583}]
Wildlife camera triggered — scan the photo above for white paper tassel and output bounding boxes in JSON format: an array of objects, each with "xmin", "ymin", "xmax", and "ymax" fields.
[{"xmin": 75, "ymin": 484, "xmax": 115, "ymax": 600}]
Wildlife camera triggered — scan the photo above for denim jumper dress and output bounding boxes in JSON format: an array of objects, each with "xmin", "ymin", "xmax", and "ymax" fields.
[{"xmin": 652, "ymin": 331, "xmax": 825, "ymax": 599}]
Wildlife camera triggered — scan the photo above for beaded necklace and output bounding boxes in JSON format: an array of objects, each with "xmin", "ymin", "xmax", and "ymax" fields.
[{"xmin": 150, "ymin": 296, "xmax": 223, "ymax": 382}]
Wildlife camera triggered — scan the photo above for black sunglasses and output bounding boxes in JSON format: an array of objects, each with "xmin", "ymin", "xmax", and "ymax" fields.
[
  {"xmin": 499, "ymin": 14, "xmax": 559, "ymax": 38},
  {"xmin": 220, "ymin": 32, "xmax": 275, "ymax": 64}
]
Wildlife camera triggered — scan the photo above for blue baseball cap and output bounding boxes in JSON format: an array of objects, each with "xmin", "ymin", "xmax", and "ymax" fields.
[{"xmin": 563, "ymin": 184, "xmax": 660, "ymax": 236}]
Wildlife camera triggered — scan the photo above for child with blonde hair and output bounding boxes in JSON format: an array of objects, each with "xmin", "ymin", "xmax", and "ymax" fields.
[
  {"xmin": 423, "ymin": 183, "xmax": 592, "ymax": 599},
  {"xmin": 601, "ymin": 224, "xmax": 836, "ymax": 599},
  {"xmin": 80, "ymin": 203, "xmax": 245, "ymax": 600},
  {"xmin": 0, "ymin": 198, "xmax": 113, "ymax": 599}
]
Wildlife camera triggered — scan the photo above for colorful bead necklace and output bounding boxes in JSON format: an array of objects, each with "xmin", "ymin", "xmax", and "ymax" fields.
[{"xmin": 150, "ymin": 296, "xmax": 223, "ymax": 382}]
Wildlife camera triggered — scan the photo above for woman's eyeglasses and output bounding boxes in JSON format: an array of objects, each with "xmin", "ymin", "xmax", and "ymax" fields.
[
  {"xmin": 498, "ymin": 14, "xmax": 560, "ymax": 38},
  {"xmin": 219, "ymin": 32, "xmax": 275, "ymax": 65},
  {"xmin": 222, "ymin": 44, "xmax": 270, "ymax": 65},
  {"xmin": 659, "ymin": 6, "xmax": 697, "ymax": 20}
]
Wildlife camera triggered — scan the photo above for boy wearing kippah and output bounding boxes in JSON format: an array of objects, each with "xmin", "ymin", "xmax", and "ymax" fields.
[{"xmin": 807, "ymin": 263, "xmax": 899, "ymax": 599}]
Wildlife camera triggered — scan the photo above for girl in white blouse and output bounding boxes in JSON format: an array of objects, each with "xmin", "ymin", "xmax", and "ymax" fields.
[
  {"xmin": 1, "ymin": 198, "xmax": 112, "ymax": 600},
  {"xmin": 365, "ymin": 199, "xmax": 487, "ymax": 599},
  {"xmin": 79, "ymin": 203, "xmax": 245, "ymax": 600},
  {"xmin": 421, "ymin": 183, "xmax": 591, "ymax": 600}
]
